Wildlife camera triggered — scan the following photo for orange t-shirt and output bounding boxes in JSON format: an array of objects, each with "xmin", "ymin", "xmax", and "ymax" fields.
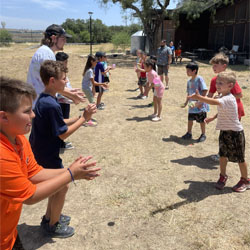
[{"xmin": 0, "ymin": 133, "xmax": 43, "ymax": 250}]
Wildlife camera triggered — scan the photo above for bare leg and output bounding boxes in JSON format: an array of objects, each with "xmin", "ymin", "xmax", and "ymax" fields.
[
  {"xmin": 153, "ymin": 96, "xmax": 157, "ymax": 115},
  {"xmin": 159, "ymin": 74, "xmax": 163, "ymax": 82},
  {"xmin": 187, "ymin": 120, "xmax": 193, "ymax": 134},
  {"xmin": 238, "ymin": 162, "xmax": 248, "ymax": 179},
  {"xmin": 200, "ymin": 122, "xmax": 206, "ymax": 135},
  {"xmin": 45, "ymin": 184, "xmax": 69, "ymax": 225},
  {"xmin": 139, "ymin": 85, "xmax": 143, "ymax": 95},
  {"xmin": 96, "ymin": 91, "xmax": 103, "ymax": 106},
  {"xmin": 219, "ymin": 157, "xmax": 228, "ymax": 176},
  {"xmin": 165, "ymin": 74, "xmax": 169, "ymax": 88},
  {"xmin": 156, "ymin": 97, "xmax": 162, "ymax": 117}
]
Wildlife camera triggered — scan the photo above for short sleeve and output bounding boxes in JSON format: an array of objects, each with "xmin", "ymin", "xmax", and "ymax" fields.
[
  {"xmin": 22, "ymin": 136, "xmax": 43, "ymax": 179},
  {"xmin": 48, "ymin": 105, "xmax": 67, "ymax": 137},
  {"xmin": 198, "ymin": 76, "xmax": 208, "ymax": 91},
  {"xmin": 89, "ymin": 69, "xmax": 94, "ymax": 79},
  {"xmin": 209, "ymin": 77, "xmax": 217, "ymax": 94},
  {"xmin": 231, "ymin": 81, "xmax": 242, "ymax": 95},
  {"xmin": 168, "ymin": 47, "xmax": 172, "ymax": 55},
  {"xmin": 0, "ymin": 157, "xmax": 37, "ymax": 203}
]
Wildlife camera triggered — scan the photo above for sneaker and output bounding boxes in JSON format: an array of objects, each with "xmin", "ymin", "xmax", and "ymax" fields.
[
  {"xmin": 215, "ymin": 174, "xmax": 228, "ymax": 190},
  {"xmin": 43, "ymin": 221, "xmax": 75, "ymax": 238},
  {"xmin": 152, "ymin": 116, "xmax": 161, "ymax": 122},
  {"xmin": 97, "ymin": 104, "xmax": 104, "ymax": 110},
  {"xmin": 197, "ymin": 134, "xmax": 206, "ymax": 143},
  {"xmin": 137, "ymin": 94, "xmax": 143, "ymax": 98},
  {"xmin": 232, "ymin": 177, "xmax": 250, "ymax": 192},
  {"xmin": 211, "ymin": 154, "xmax": 220, "ymax": 162},
  {"xmin": 41, "ymin": 214, "xmax": 71, "ymax": 226},
  {"xmin": 165, "ymin": 85, "xmax": 169, "ymax": 90},
  {"xmin": 100, "ymin": 102, "xmax": 105, "ymax": 106},
  {"xmin": 83, "ymin": 119, "xmax": 98, "ymax": 127},
  {"xmin": 148, "ymin": 113, "xmax": 157, "ymax": 118},
  {"xmin": 64, "ymin": 142, "xmax": 74, "ymax": 150},
  {"xmin": 182, "ymin": 132, "xmax": 192, "ymax": 140},
  {"xmin": 141, "ymin": 95, "xmax": 148, "ymax": 100}
]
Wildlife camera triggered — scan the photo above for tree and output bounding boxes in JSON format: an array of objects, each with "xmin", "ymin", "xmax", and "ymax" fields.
[
  {"xmin": 111, "ymin": 31, "xmax": 130, "ymax": 50},
  {"xmin": 0, "ymin": 29, "xmax": 12, "ymax": 46},
  {"xmin": 100, "ymin": 0, "xmax": 171, "ymax": 54}
]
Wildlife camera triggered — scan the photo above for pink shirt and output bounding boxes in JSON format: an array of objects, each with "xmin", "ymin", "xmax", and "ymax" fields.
[{"xmin": 147, "ymin": 70, "xmax": 165, "ymax": 98}]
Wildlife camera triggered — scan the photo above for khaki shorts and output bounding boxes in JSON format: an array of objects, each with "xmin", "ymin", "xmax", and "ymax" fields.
[{"xmin": 157, "ymin": 65, "xmax": 168, "ymax": 75}]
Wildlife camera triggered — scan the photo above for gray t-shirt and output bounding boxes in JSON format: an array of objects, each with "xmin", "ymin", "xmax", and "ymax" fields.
[
  {"xmin": 157, "ymin": 46, "xmax": 172, "ymax": 66},
  {"xmin": 82, "ymin": 68, "xmax": 94, "ymax": 91}
]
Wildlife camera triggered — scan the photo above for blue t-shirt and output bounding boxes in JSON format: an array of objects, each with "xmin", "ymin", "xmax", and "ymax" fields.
[
  {"xmin": 94, "ymin": 61, "xmax": 104, "ymax": 83},
  {"xmin": 29, "ymin": 93, "xmax": 68, "ymax": 169},
  {"xmin": 187, "ymin": 75, "xmax": 209, "ymax": 113}
]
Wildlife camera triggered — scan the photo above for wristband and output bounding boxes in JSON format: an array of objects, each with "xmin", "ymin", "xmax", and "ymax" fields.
[{"xmin": 67, "ymin": 168, "xmax": 76, "ymax": 186}]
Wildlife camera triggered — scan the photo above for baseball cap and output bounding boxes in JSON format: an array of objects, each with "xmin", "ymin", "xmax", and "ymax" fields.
[
  {"xmin": 95, "ymin": 51, "xmax": 105, "ymax": 58},
  {"xmin": 45, "ymin": 24, "xmax": 72, "ymax": 38}
]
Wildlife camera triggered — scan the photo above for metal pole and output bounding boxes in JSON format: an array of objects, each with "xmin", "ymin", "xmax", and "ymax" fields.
[
  {"xmin": 90, "ymin": 15, "xmax": 92, "ymax": 55},
  {"xmin": 88, "ymin": 12, "xmax": 93, "ymax": 55}
]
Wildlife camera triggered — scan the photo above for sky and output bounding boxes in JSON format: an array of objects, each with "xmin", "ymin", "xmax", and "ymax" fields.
[{"xmin": 0, "ymin": 0, "xmax": 177, "ymax": 30}]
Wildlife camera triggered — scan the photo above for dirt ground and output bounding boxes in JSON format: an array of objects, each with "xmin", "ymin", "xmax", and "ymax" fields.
[{"xmin": 1, "ymin": 44, "xmax": 250, "ymax": 250}]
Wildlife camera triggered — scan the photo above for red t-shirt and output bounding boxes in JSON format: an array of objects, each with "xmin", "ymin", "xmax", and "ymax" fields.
[
  {"xmin": 0, "ymin": 133, "xmax": 43, "ymax": 250},
  {"xmin": 209, "ymin": 76, "xmax": 245, "ymax": 119},
  {"xmin": 140, "ymin": 61, "xmax": 146, "ymax": 78}
]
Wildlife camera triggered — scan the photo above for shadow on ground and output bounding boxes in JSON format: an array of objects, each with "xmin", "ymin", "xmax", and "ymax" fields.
[
  {"xmin": 171, "ymin": 155, "xmax": 219, "ymax": 170},
  {"xmin": 126, "ymin": 116, "xmax": 151, "ymax": 122},
  {"xmin": 127, "ymin": 104, "xmax": 151, "ymax": 110},
  {"xmin": 162, "ymin": 135, "xmax": 198, "ymax": 146},
  {"xmin": 151, "ymin": 180, "xmax": 233, "ymax": 216},
  {"xmin": 17, "ymin": 223, "xmax": 55, "ymax": 250}
]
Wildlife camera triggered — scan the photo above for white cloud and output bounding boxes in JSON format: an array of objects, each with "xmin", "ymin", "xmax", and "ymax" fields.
[{"xmin": 30, "ymin": 0, "xmax": 66, "ymax": 10}]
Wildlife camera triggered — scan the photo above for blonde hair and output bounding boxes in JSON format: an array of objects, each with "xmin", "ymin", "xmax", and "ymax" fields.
[
  {"xmin": 217, "ymin": 72, "xmax": 236, "ymax": 86},
  {"xmin": 209, "ymin": 53, "xmax": 229, "ymax": 65}
]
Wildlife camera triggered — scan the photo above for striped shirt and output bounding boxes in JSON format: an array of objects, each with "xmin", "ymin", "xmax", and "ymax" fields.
[{"xmin": 216, "ymin": 93, "xmax": 243, "ymax": 131}]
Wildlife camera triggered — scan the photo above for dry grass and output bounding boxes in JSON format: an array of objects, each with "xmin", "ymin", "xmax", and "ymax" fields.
[{"xmin": 1, "ymin": 43, "xmax": 250, "ymax": 250}]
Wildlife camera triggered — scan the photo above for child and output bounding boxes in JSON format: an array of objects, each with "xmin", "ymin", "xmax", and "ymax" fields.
[
  {"xmin": 208, "ymin": 53, "xmax": 245, "ymax": 161},
  {"xmin": 102, "ymin": 55, "xmax": 110, "ymax": 84},
  {"xmin": 169, "ymin": 41, "xmax": 175, "ymax": 64},
  {"xmin": 188, "ymin": 72, "xmax": 249, "ymax": 192},
  {"xmin": 175, "ymin": 44, "xmax": 182, "ymax": 64},
  {"xmin": 56, "ymin": 52, "xmax": 74, "ymax": 150},
  {"xmin": 82, "ymin": 55, "xmax": 109, "ymax": 104},
  {"xmin": 94, "ymin": 52, "xmax": 111, "ymax": 110},
  {"xmin": 29, "ymin": 60, "xmax": 97, "ymax": 237},
  {"xmin": 144, "ymin": 59, "xmax": 165, "ymax": 121},
  {"xmin": 134, "ymin": 49, "xmax": 142, "ymax": 87},
  {"xmin": 0, "ymin": 76, "xmax": 100, "ymax": 249},
  {"xmin": 136, "ymin": 51, "xmax": 147, "ymax": 98},
  {"xmin": 182, "ymin": 62, "xmax": 208, "ymax": 142}
]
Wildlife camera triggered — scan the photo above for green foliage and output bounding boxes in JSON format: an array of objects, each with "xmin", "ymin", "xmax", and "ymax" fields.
[
  {"xmin": 111, "ymin": 32, "xmax": 130, "ymax": 50},
  {"xmin": 0, "ymin": 29, "xmax": 12, "ymax": 46},
  {"xmin": 61, "ymin": 18, "xmax": 140, "ymax": 44}
]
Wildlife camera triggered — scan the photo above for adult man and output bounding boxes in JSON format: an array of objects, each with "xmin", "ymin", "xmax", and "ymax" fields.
[
  {"xmin": 27, "ymin": 24, "xmax": 84, "ymax": 107},
  {"xmin": 156, "ymin": 40, "xmax": 172, "ymax": 89}
]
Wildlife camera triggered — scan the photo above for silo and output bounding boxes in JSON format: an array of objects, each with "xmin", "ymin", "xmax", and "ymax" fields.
[{"xmin": 130, "ymin": 30, "xmax": 146, "ymax": 55}]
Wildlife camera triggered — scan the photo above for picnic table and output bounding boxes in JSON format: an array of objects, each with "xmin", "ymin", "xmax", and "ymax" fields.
[
  {"xmin": 184, "ymin": 51, "xmax": 198, "ymax": 62},
  {"xmin": 193, "ymin": 48, "xmax": 214, "ymax": 60}
]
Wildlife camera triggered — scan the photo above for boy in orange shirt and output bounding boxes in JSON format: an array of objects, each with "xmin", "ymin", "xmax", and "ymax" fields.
[{"xmin": 0, "ymin": 77, "xmax": 100, "ymax": 250}]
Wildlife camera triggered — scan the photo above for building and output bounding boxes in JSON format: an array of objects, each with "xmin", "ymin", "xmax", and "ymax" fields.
[{"xmin": 158, "ymin": 0, "xmax": 249, "ymax": 55}]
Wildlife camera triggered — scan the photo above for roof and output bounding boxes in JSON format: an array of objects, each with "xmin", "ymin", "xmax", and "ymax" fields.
[{"xmin": 131, "ymin": 30, "xmax": 145, "ymax": 37}]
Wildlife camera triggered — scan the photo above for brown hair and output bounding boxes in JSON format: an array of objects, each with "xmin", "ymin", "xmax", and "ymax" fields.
[
  {"xmin": 0, "ymin": 76, "xmax": 36, "ymax": 113},
  {"xmin": 217, "ymin": 72, "xmax": 236, "ymax": 86},
  {"xmin": 40, "ymin": 60, "xmax": 68, "ymax": 85},
  {"xmin": 209, "ymin": 53, "xmax": 229, "ymax": 65}
]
